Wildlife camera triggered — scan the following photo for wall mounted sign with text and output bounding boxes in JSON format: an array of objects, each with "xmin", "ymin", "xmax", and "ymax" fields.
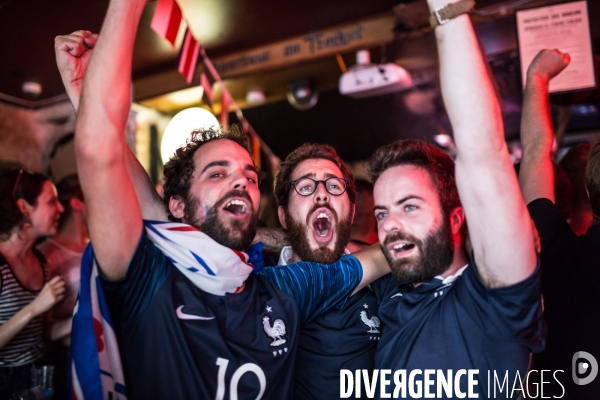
[
  {"xmin": 516, "ymin": 1, "xmax": 596, "ymax": 93},
  {"xmin": 202, "ymin": 14, "xmax": 397, "ymax": 79}
]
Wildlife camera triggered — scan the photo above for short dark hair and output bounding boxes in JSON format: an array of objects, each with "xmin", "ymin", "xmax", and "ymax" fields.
[
  {"xmin": 162, "ymin": 125, "xmax": 254, "ymax": 221},
  {"xmin": 367, "ymin": 139, "xmax": 461, "ymax": 216},
  {"xmin": 355, "ymin": 179, "xmax": 374, "ymax": 194},
  {"xmin": 0, "ymin": 163, "xmax": 49, "ymax": 239},
  {"xmin": 559, "ymin": 143, "xmax": 591, "ymax": 208},
  {"xmin": 553, "ymin": 163, "xmax": 574, "ymax": 220},
  {"xmin": 353, "ymin": 179, "xmax": 374, "ymax": 220},
  {"xmin": 56, "ymin": 174, "xmax": 84, "ymax": 230},
  {"xmin": 514, "ymin": 161, "xmax": 573, "ymax": 220},
  {"xmin": 585, "ymin": 140, "xmax": 600, "ymax": 222},
  {"xmin": 274, "ymin": 143, "xmax": 356, "ymax": 208}
]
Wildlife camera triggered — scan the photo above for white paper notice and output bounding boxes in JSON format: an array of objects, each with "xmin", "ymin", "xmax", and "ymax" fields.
[{"xmin": 517, "ymin": 1, "xmax": 595, "ymax": 93}]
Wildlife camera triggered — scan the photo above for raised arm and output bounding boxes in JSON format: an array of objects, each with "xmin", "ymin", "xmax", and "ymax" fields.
[
  {"xmin": 54, "ymin": 30, "xmax": 96, "ymax": 112},
  {"xmin": 430, "ymin": 0, "xmax": 535, "ymax": 287},
  {"xmin": 519, "ymin": 49, "xmax": 571, "ymax": 204},
  {"xmin": 125, "ymin": 147, "xmax": 170, "ymax": 221},
  {"xmin": 75, "ymin": 0, "xmax": 146, "ymax": 280},
  {"xmin": 55, "ymin": 31, "xmax": 168, "ymax": 222}
]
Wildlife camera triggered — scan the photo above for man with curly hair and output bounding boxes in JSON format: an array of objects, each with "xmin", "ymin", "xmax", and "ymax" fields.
[
  {"xmin": 56, "ymin": 2, "xmax": 387, "ymax": 398},
  {"xmin": 160, "ymin": 126, "xmax": 260, "ymax": 250}
]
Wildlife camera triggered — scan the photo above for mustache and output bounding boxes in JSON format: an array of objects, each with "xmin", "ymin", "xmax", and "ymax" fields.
[
  {"xmin": 383, "ymin": 230, "xmax": 422, "ymax": 246},
  {"xmin": 305, "ymin": 203, "xmax": 338, "ymax": 225}
]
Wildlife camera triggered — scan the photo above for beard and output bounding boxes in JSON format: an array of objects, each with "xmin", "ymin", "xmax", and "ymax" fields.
[
  {"xmin": 284, "ymin": 203, "xmax": 352, "ymax": 264},
  {"xmin": 184, "ymin": 190, "xmax": 258, "ymax": 251},
  {"xmin": 381, "ymin": 217, "xmax": 454, "ymax": 284}
]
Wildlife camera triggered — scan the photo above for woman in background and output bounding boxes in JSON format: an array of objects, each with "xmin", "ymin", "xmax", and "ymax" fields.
[{"xmin": 0, "ymin": 165, "xmax": 65, "ymax": 396}]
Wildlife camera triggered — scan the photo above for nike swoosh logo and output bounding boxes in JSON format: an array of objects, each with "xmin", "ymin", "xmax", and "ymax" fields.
[{"xmin": 176, "ymin": 305, "xmax": 215, "ymax": 321}]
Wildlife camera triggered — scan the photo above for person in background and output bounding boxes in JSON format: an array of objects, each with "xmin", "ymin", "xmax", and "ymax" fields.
[
  {"xmin": 559, "ymin": 143, "xmax": 593, "ymax": 235},
  {"xmin": 273, "ymin": 144, "xmax": 380, "ymax": 400},
  {"xmin": 0, "ymin": 165, "xmax": 65, "ymax": 397},
  {"xmin": 514, "ymin": 161, "xmax": 573, "ymax": 220},
  {"xmin": 519, "ymin": 48, "xmax": 600, "ymax": 399},
  {"xmin": 37, "ymin": 173, "xmax": 87, "ymax": 400},
  {"xmin": 348, "ymin": 179, "xmax": 378, "ymax": 252}
]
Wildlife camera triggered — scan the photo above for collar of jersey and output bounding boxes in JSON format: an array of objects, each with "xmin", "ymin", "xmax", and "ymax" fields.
[
  {"xmin": 277, "ymin": 245, "xmax": 351, "ymax": 265},
  {"xmin": 402, "ymin": 263, "xmax": 469, "ymax": 295}
]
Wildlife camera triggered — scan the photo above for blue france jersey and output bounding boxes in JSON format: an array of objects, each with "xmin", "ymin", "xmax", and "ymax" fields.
[
  {"xmin": 371, "ymin": 262, "xmax": 545, "ymax": 400},
  {"xmin": 101, "ymin": 231, "xmax": 361, "ymax": 399},
  {"xmin": 293, "ymin": 287, "xmax": 380, "ymax": 400}
]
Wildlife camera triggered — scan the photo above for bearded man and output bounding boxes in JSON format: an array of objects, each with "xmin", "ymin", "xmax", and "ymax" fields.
[
  {"xmin": 273, "ymin": 143, "xmax": 380, "ymax": 400},
  {"xmin": 363, "ymin": 0, "xmax": 546, "ymax": 397},
  {"xmin": 366, "ymin": 140, "xmax": 545, "ymax": 399},
  {"xmin": 61, "ymin": 0, "xmax": 390, "ymax": 398}
]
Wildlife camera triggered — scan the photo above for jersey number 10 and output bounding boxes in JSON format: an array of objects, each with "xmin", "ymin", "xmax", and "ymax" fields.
[{"xmin": 215, "ymin": 357, "xmax": 267, "ymax": 400}]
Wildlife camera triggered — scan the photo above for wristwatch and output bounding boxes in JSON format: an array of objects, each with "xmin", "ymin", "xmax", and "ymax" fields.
[{"xmin": 429, "ymin": 0, "xmax": 476, "ymax": 28}]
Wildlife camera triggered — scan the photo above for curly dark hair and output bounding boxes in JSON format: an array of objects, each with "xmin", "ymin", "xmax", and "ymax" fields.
[
  {"xmin": 162, "ymin": 125, "xmax": 254, "ymax": 221},
  {"xmin": 0, "ymin": 163, "xmax": 50, "ymax": 240},
  {"xmin": 274, "ymin": 143, "xmax": 356, "ymax": 209},
  {"xmin": 367, "ymin": 139, "xmax": 461, "ymax": 217}
]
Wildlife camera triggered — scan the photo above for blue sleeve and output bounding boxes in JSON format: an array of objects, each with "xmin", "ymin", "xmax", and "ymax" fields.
[
  {"xmin": 257, "ymin": 254, "xmax": 362, "ymax": 325},
  {"xmin": 100, "ymin": 229, "xmax": 171, "ymax": 327}
]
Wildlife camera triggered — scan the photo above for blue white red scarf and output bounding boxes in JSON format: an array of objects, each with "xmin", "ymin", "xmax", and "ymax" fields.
[{"xmin": 70, "ymin": 220, "xmax": 263, "ymax": 400}]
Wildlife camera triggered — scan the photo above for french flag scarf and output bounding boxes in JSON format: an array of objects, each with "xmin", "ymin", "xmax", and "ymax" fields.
[{"xmin": 70, "ymin": 220, "xmax": 264, "ymax": 400}]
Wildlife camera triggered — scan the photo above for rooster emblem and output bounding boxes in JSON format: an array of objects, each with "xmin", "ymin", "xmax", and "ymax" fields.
[
  {"xmin": 360, "ymin": 310, "xmax": 381, "ymax": 334},
  {"xmin": 262, "ymin": 316, "xmax": 287, "ymax": 347}
]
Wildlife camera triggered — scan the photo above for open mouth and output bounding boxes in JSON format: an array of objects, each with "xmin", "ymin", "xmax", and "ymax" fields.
[
  {"xmin": 389, "ymin": 241, "xmax": 416, "ymax": 257},
  {"xmin": 222, "ymin": 199, "xmax": 249, "ymax": 217},
  {"xmin": 311, "ymin": 208, "xmax": 334, "ymax": 243}
]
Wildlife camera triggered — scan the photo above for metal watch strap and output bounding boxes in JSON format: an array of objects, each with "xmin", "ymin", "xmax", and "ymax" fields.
[{"xmin": 429, "ymin": 0, "xmax": 476, "ymax": 28}]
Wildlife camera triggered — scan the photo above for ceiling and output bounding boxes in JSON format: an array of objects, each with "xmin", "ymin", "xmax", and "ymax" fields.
[
  {"xmin": 1, "ymin": 0, "xmax": 600, "ymax": 161},
  {"xmin": 0, "ymin": 0, "xmax": 396, "ymax": 106}
]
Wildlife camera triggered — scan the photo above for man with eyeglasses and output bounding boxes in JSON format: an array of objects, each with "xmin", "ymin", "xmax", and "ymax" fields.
[
  {"xmin": 53, "ymin": 2, "xmax": 390, "ymax": 396},
  {"xmin": 272, "ymin": 143, "xmax": 380, "ymax": 400}
]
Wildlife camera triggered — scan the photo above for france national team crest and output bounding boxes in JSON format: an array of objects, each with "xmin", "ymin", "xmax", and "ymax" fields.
[
  {"xmin": 262, "ymin": 315, "xmax": 287, "ymax": 346},
  {"xmin": 262, "ymin": 304, "xmax": 288, "ymax": 353},
  {"xmin": 360, "ymin": 303, "xmax": 381, "ymax": 337}
]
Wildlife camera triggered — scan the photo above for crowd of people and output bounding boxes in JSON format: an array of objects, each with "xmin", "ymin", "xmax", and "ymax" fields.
[{"xmin": 0, "ymin": 0, "xmax": 598, "ymax": 399}]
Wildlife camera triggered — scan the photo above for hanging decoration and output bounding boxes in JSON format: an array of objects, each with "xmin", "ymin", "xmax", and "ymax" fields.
[
  {"xmin": 150, "ymin": 0, "xmax": 281, "ymax": 174},
  {"xmin": 219, "ymin": 87, "xmax": 232, "ymax": 128},
  {"xmin": 200, "ymin": 73, "xmax": 214, "ymax": 108},
  {"xmin": 150, "ymin": 0, "xmax": 182, "ymax": 47},
  {"xmin": 177, "ymin": 28, "xmax": 200, "ymax": 84}
]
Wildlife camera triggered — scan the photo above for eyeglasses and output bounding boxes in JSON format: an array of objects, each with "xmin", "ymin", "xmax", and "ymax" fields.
[
  {"xmin": 11, "ymin": 168, "xmax": 23, "ymax": 200},
  {"xmin": 290, "ymin": 177, "xmax": 349, "ymax": 197}
]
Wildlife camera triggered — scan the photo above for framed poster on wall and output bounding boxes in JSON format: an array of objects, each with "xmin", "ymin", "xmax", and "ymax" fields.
[{"xmin": 516, "ymin": 1, "xmax": 596, "ymax": 93}]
